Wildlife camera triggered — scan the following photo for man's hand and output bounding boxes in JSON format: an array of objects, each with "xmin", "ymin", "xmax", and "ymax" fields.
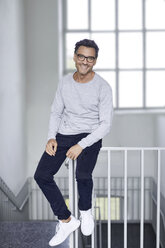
[
  {"xmin": 66, "ymin": 144, "xmax": 83, "ymax": 160},
  {"xmin": 46, "ymin": 139, "xmax": 57, "ymax": 156}
]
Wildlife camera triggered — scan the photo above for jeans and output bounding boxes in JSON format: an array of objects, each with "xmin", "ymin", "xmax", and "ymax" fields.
[{"xmin": 34, "ymin": 132, "xmax": 102, "ymax": 220}]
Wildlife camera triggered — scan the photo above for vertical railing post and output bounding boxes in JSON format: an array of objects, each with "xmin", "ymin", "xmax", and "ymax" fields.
[
  {"xmin": 32, "ymin": 179, "xmax": 37, "ymax": 219},
  {"xmin": 108, "ymin": 150, "xmax": 111, "ymax": 248},
  {"xmin": 156, "ymin": 150, "xmax": 161, "ymax": 248},
  {"xmin": 28, "ymin": 178, "xmax": 32, "ymax": 219},
  {"xmin": 98, "ymin": 206, "xmax": 102, "ymax": 248},
  {"xmin": 69, "ymin": 159, "xmax": 74, "ymax": 248},
  {"xmin": 69, "ymin": 159, "xmax": 78, "ymax": 248},
  {"xmin": 91, "ymin": 191, "xmax": 96, "ymax": 248},
  {"xmin": 74, "ymin": 159, "xmax": 79, "ymax": 248},
  {"xmin": 140, "ymin": 149, "xmax": 144, "ymax": 248},
  {"xmin": 69, "ymin": 159, "xmax": 79, "ymax": 248},
  {"xmin": 124, "ymin": 150, "xmax": 128, "ymax": 248}
]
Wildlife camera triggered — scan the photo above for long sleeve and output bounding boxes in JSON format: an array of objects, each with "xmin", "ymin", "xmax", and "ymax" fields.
[
  {"xmin": 47, "ymin": 80, "xmax": 64, "ymax": 141},
  {"xmin": 78, "ymin": 83, "xmax": 113, "ymax": 149}
]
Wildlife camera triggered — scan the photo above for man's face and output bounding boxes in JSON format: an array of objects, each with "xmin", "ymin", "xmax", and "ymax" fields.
[{"xmin": 73, "ymin": 46, "xmax": 97, "ymax": 75}]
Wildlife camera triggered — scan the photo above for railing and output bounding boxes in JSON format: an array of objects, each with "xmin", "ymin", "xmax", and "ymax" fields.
[
  {"xmin": 94, "ymin": 205, "xmax": 102, "ymax": 248},
  {"xmin": 68, "ymin": 147, "xmax": 165, "ymax": 248},
  {"xmin": 2, "ymin": 146, "xmax": 165, "ymax": 246},
  {"xmin": 68, "ymin": 158, "xmax": 79, "ymax": 247}
]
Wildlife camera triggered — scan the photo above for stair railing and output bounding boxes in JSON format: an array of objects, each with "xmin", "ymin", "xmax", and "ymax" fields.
[
  {"xmin": 101, "ymin": 147, "xmax": 165, "ymax": 248},
  {"xmin": 94, "ymin": 205, "xmax": 102, "ymax": 248}
]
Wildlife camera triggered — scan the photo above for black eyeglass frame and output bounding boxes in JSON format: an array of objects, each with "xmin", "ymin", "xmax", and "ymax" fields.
[{"xmin": 76, "ymin": 53, "xmax": 96, "ymax": 63}]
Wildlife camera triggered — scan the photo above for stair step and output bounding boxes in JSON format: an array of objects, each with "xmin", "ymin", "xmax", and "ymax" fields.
[
  {"xmin": 0, "ymin": 221, "xmax": 69, "ymax": 248},
  {"xmin": 0, "ymin": 221, "xmax": 162, "ymax": 248}
]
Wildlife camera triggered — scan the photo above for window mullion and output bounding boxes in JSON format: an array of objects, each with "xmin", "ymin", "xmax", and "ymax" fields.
[
  {"xmin": 142, "ymin": 0, "xmax": 146, "ymax": 108},
  {"xmin": 89, "ymin": 0, "xmax": 92, "ymax": 37},
  {"xmin": 63, "ymin": 0, "xmax": 67, "ymax": 75},
  {"xmin": 116, "ymin": 0, "xmax": 119, "ymax": 109},
  {"xmin": 57, "ymin": 0, "xmax": 63, "ymax": 79}
]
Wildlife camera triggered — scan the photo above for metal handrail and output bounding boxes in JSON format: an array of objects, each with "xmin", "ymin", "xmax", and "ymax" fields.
[
  {"xmin": 0, "ymin": 176, "xmax": 29, "ymax": 211},
  {"xmin": 101, "ymin": 147, "xmax": 165, "ymax": 151}
]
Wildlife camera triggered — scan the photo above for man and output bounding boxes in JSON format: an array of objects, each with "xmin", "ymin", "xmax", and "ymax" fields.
[{"xmin": 34, "ymin": 39, "xmax": 113, "ymax": 246}]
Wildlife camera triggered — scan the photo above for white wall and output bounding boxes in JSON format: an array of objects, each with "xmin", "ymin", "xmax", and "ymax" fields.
[
  {"xmin": 94, "ymin": 113, "xmax": 157, "ymax": 178},
  {"xmin": 104, "ymin": 113, "xmax": 156, "ymax": 147},
  {"xmin": 24, "ymin": 0, "xmax": 59, "ymax": 177},
  {"xmin": 0, "ymin": 0, "xmax": 26, "ymax": 195},
  {"xmin": 155, "ymin": 115, "xmax": 165, "ymax": 198}
]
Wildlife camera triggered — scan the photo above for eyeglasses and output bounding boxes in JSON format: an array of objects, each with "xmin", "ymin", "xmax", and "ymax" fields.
[{"xmin": 76, "ymin": 53, "xmax": 96, "ymax": 63}]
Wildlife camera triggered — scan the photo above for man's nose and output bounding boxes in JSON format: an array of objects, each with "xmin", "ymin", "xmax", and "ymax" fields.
[{"xmin": 83, "ymin": 58, "xmax": 88, "ymax": 64}]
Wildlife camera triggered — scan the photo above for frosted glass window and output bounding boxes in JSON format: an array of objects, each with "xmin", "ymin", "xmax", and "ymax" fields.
[
  {"xmin": 66, "ymin": 33, "xmax": 89, "ymax": 69},
  {"xmin": 119, "ymin": 0, "xmax": 142, "ymax": 30},
  {"xmin": 146, "ymin": 0, "xmax": 165, "ymax": 29},
  {"xmin": 119, "ymin": 72, "xmax": 143, "ymax": 108},
  {"xmin": 67, "ymin": 0, "xmax": 88, "ymax": 29},
  {"xmin": 119, "ymin": 33, "xmax": 142, "ymax": 68},
  {"xmin": 97, "ymin": 71, "xmax": 116, "ymax": 108},
  {"xmin": 146, "ymin": 33, "xmax": 165, "ymax": 68},
  {"xmin": 91, "ymin": 0, "xmax": 115, "ymax": 30},
  {"xmin": 146, "ymin": 72, "xmax": 165, "ymax": 107},
  {"xmin": 92, "ymin": 33, "xmax": 115, "ymax": 69}
]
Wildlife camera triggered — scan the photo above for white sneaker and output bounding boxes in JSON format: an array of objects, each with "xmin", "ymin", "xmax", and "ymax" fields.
[
  {"xmin": 80, "ymin": 209, "xmax": 94, "ymax": 236},
  {"xmin": 49, "ymin": 215, "xmax": 80, "ymax": 246}
]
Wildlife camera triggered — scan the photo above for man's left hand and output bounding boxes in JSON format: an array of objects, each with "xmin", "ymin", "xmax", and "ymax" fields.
[{"xmin": 66, "ymin": 144, "xmax": 83, "ymax": 160}]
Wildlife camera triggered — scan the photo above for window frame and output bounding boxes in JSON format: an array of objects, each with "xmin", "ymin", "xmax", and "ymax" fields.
[{"xmin": 60, "ymin": 0, "xmax": 165, "ymax": 112}]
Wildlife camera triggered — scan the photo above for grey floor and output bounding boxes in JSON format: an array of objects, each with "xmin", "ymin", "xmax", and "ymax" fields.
[
  {"xmin": 99, "ymin": 223, "xmax": 160, "ymax": 248},
  {"xmin": 0, "ymin": 221, "xmax": 69, "ymax": 248},
  {"xmin": 82, "ymin": 223, "xmax": 160, "ymax": 248},
  {"xmin": 0, "ymin": 221, "xmax": 161, "ymax": 248}
]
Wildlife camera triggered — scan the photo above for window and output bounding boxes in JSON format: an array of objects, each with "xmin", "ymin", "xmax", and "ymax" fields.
[
  {"xmin": 95, "ymin": 197, "xmax": 121, "ymax": 221},
  {"xmin": 65, "ymin": 197, "xmax": 121, "ymax": 221},
  {"xmin": 62, "ymin": 0, "xmax": 165, "ymax": 110}
]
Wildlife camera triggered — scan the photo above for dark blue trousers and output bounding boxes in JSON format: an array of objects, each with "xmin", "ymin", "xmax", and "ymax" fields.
[{"xmin": 34, "ymin": 133, "xmax": 102, "ymax": 220}]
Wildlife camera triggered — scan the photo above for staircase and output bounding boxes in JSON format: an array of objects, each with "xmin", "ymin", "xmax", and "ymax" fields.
[
  {"xmin": 0, "ymin": 221, "xmax": 161, "ymax": 248},
  {"xmin": 1, "ymin": 146, "xmax": 165, "ymax": 248},
  {"xmin": 78, "ymin": 222, "xmax": 162, "ymax": 248},
  {"xmin": 0, "ymin": 221, "xmax": 69, "ymax": 248}
]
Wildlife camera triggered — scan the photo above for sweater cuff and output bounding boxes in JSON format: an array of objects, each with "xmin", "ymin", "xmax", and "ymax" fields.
[
  {"xmin": 47, "ymin": 135, "xmax": 56, "ymax": 142},
  {"xmin": 78, "ymin": 140, "xmax": 87, "ymax": 149}
]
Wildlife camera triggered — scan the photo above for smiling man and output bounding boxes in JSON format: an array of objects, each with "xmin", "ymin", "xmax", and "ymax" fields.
[{"xmin": 34, "ymin": 39, "xmax": 113, "ymax": 246}]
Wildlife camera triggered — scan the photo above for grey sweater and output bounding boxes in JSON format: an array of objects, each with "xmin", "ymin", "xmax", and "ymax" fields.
[{"xmin": 47, "ymin": 73, "xmax": 113, "ymax": 149}]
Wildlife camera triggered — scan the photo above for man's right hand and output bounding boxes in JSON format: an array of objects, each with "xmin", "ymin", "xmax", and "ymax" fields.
[{"xmin": 46, "ymin": 139, "xmax": 58, "ymax": 156}]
